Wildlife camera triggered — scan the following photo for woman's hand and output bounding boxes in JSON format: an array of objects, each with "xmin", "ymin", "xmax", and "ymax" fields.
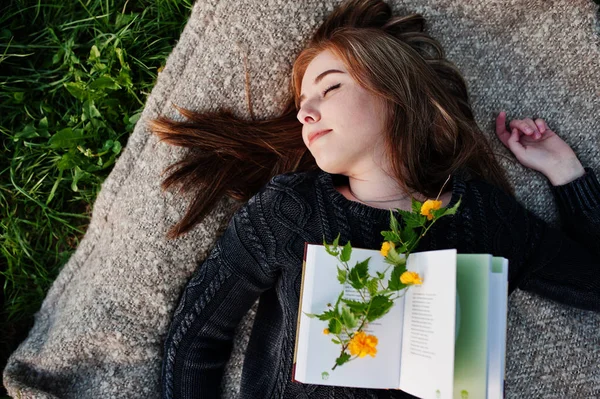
[{"xmin": 495, "ymin": 111, "xmax": 585, "ymax": 186}]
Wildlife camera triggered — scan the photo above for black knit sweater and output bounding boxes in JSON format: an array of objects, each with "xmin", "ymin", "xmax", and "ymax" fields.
[{"xmin": 161, "ymin": 167, "xmax": 600, "ymax": 399}]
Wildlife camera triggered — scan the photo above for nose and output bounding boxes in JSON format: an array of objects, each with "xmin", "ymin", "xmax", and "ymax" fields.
[{"xmin": 297, "ymin": 103, "xmax": 320, "ymax": 124}]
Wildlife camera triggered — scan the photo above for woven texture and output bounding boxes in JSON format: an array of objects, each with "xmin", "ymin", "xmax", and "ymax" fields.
[{"xmin": 3, "ymin": 0, "xmax": 600, "ymax": 398}]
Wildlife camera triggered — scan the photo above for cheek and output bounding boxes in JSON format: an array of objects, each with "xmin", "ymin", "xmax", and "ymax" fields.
[{"xmin": 339, "ymin": 97, "xmax": 386, "ymax": 143}]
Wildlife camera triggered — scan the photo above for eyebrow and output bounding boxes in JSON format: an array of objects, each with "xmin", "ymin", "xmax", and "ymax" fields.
[{"xmin": 298, "ymin": 69, "xmax": 345, "ymax": 106}]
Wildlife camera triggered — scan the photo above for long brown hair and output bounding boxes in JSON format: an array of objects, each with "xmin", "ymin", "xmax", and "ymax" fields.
[{"xmin": 150, "ymin": 0, "xmax": 513, "ymax": 240}]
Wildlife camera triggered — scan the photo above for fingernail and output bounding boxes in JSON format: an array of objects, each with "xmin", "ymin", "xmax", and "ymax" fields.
[{"xmin": 525, "ymin": 128, "xmax": 533, "ymax": 133}]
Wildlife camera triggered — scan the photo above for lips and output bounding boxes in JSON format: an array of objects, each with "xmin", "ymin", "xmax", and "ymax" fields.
[{"xmin": 308, "ymin": 129, "xmax": 332, "ymax": 146}]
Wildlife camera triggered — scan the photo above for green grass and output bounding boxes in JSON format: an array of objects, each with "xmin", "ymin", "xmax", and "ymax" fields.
[{"xmin": 0, "ymin": 0, "xmax": 192, "ymax": 395}]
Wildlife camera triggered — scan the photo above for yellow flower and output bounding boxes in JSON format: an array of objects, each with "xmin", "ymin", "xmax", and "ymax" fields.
[
  {"xmin": 323, "ymin": 328, "xmax": 330, "ymax": 335},
  {"xmin": 380, "ymin": 241, "xmax": 395, "ymax": 257},
  {"xmin": 400, "ymin": 271, "xmax": 423, "ymax": 285},
  {"xmin": 421, "ymin": 199, "xmax": 443, "ymax": 221},
  {"xmin": 348, "ymin": 331, "xmax": 378, "ymax": 358}
]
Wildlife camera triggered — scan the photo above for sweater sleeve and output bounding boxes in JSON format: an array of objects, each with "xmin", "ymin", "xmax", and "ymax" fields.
[
  {"xmin": 512, "ymin": 167, "xmax": 600, "ymax": 311},
  {"xmin": 161, "ymin": 201, "xmax": 276, "ymax": 399}
]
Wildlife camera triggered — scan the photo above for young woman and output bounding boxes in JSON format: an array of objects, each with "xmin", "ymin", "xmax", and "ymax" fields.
[{"xmin": 152, "ymin": 0, "xmax": 600, "ymax": 397}]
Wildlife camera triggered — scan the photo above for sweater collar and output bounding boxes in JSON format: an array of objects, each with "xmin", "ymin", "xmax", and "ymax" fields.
[{"xmin": 316, "ymin": 169, "xmax": 467, "ymax": 221}]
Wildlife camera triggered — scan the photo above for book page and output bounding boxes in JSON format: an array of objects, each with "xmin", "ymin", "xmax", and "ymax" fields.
[
  {"xmin": 398, "ymin": 249, "xmax": 457, "ymax": 399},
  {"xmin": 294, "ymin": 244, "xmax": 405, "ymax": 389},
  {"xmin": 293, "ymin": 244, "xmax": 317, "ymax": 383},
  {"xmin": 487, "ymin": 257, "xmax": 508, "ymax": 399}
]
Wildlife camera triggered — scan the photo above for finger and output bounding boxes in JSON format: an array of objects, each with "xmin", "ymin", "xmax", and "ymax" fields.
[
  {"xmin": 522, "ymin": 118, "xmax": 540, "ymax": 135},
  {"xmin": 495, "ymin": 112, "xmax": 510, "ymax": 148},
  {"xmin": 535, "ymin": 118, "xmax": 546, "ymax": 133},
  {"xmin": 507, "ymin": 128, "xmax": 525, "ymax": 156},
  {"xmin": 508, "ymin": 120, "xmax": 535, "ymax": 137},
  {"xmin": 496, "ymin": 111, "xmax": 507, "ymax": 132},
  {"xmin": 496, "ymin": 128, "xmax": 511, "ymax": 148},
  {"xmin": 542, "ymin": 120, "xmax": 552, "ymax": 135}
]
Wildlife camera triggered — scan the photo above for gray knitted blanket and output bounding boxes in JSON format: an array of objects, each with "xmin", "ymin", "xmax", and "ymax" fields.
[{"xmin": 4, "ymin": 0, "xmax": 600, "ymax": 398}]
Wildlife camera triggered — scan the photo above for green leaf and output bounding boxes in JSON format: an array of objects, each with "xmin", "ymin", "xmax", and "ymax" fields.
[
  {"xmin": 389, "ymin": 210, "xmax": 400, "ymax": 233},
  {"xmin": 117, "ymin": 67, "xmax": 133, "ymax": 88},
  {"xmin": 13, "ymin": 92, "xmax": 25, "ymax": 103},
  {"xmin": 340, "ymin": 241, "xmax": 352, "ymax": 262},
  {"xmin": 388, "ymin": 265, "xmax": 408, "ymax": 291},
  {"xmin": 116, "ymin": 13, "xmax": 137, "ymax": 29},
  {"xmin": 52, "ymin": 48, "xmax": 65, "ymax": 65},
  {"xmin": 431, "ymin": 208, "xmax": 445, "ymax": 220},
  {"xmin": 324, "ymin": 233, "xmax": 341, "ymax": 256},
  {"xmin": 89, "ymin": 76, "xmax": 120, "ymax": 91},
  {"xmin": 91, "ymin": 62, "xmax": 108, "ymax": 75},
  {"xmin": 115, "ymin": 47, "xmax": 130, "ymax": 69},
  {"xmin": 341, "ymin": 299, "xmax": 367, "ymax": 314},
  {"xmin": 332, "ymin": 233, "xmax": 340, "ymax": 249},
  {"xmin": 411, "ymin": 197, "xmax": 422, "ymax": 213},
  {"xmin": 348, "ymin": 258, "xmax": 370, "ymax": 290},
  {"xmin": 333, "ymin": 291, "xmax": 344, "ymax": 310},
  {"xmin": 112, "ymin": 140, "xmax": 122, "ymax": 154},
  {"xmin": 396, "ymin": 209, "xmax": 425, "ymax": 229},
  {"xmin": 100, "ymin": 139, "xmax": 114, "ymax": 152},
  {"xmin": 394, "ymin": 242, "xmax": 409, "ymax": 255},
  {"xmin": 38, "ymin": 116, "xmax": 48, "ymax": 130},
  {"xmin": 303, "ymin": 312, "xmax": 317, "ymax": 319},
  {"xmin": 385, "ymin": 247, "xmax": 405, "ymax": 266},
  {"xmin": 82, "ymin": 100, "xmax": 102, "ymax": 121},
  {"xmin": 367, "ymin": 278, "xmax": 379, "ymax": 296},
  {"xmin": 328, "ymin": 318, "xmax": 342, "ymax": 334},
  {"xmin": 71, "ymin": 166, "xmax": 91, "ymax": 192},
  {"xmin": 324, "ymin": 245, "xmax": 338, "ymax": 257},
  {"xmin": 127, "ymin": 111, "xmax": 142, "ymax": 126},
  {"xmin": 56, "ymin": 150, "xmax": 78, "ymax": 171},
  {"xmin": 400, "ymin": 226, "xmax": 417, "ymax": 244},
  {"xmin": 48, "ymin": 128, "xmax": 84, "ymax": 149},
  {"xmin": 331, "ymin": 338, "xmax": 341, "ymax": 345},
  {"xmin": 366, "ymin": 295, "xmax": 395, "ymax": 322},
  {"xmin": 441, "ymin": 197, "xmax": 462, "ymax": 217},
  {"xmin": 376, "ymin": 271, "xmax": 385, "ymax": 280},
  {"xmin": 335, "ymin": 352, "xmax": 351, "ymax": 366},
  {"xmin": 341, "ymin": 305, "xmax": 357, "ymax": 329},
  {"xmin": 380, "ymin": 230, "xmax": 401, "ymax": 242},
  {"xmin": 337, "ymin": 266, "xmax": 347, "ymax": 284},
  {"xmin": 64, "ymin": 82, "xmax": 87, "ymax": 100},
  {"xmin": 14, "ymin": 123, "xmax": 38, "ymax": 140},
  {"xmin": 316, "ymin": 309, "xmax": 338, "ymax": 321},
  {"xmin": 70, "ymin": 53, "xmax": 80, "ymax": 64},
  {"xmin": 323, "ymin": 235, "xmax": 330, "ymax": 249},
  {"xmin": 89, "ymin": 45, "xmax": 101, "ymax": 62}
]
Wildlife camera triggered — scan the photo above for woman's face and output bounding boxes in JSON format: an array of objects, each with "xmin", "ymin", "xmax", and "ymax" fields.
[{"xmin": 297, "ymin": 49, "xmax": 389, "ymax": 176}]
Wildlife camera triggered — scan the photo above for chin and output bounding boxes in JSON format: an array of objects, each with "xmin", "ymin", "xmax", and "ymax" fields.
[
  {"xmin": 312, "ymin": 150, "xmax": 353, "ymax": 175},
  {"xmin": 315, "ymin": 161, "xmax": 347, "ymax": 176}
]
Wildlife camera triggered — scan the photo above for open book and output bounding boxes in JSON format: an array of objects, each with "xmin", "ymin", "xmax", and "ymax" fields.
[{"xmin": 293, "ymin": 245, "xmax": 508, "ymax": 399}]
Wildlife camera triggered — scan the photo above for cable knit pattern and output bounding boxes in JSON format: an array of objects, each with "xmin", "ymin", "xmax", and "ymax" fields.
[
  {"xmin": 164, "ymin": 265, "xmax": 232, "ymax": 398},
  {"xmin": 161, "ymin": 167, "xmax": 600, "ymax": 398}
]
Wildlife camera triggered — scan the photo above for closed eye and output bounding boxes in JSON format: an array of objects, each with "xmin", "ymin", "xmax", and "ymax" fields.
[{"xmin": 322, "ymin": 83, "xmax": 341, "ymax": 97}]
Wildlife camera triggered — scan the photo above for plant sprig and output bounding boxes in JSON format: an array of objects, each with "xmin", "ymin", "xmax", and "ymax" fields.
[{"xmin": 305, "ymin": 183, "xmax": 461, "ymax": 372}]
